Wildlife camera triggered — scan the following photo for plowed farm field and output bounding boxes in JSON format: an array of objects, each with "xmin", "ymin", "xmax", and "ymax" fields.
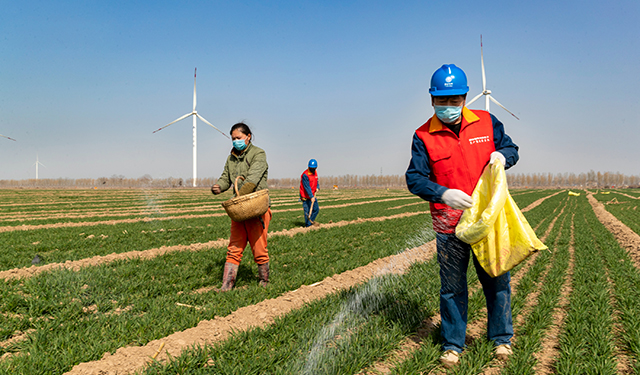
[{"xmin": 1, "ymin": 188, "xmax": 639, "ymax": 374}]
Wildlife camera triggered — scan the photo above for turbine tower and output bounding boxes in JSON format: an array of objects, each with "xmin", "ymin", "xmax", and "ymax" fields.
[
  {"xmin": 0, "ymin": 134, "xmax": 16, "ymax": 141},
  {"xmin": 466, "ymin": 36, "xmax": 519, "ymax": 120},
  {"xmin": 153, "ymin": 68, "xmax": 229, "ymax": 187},
  {"xmin": 33, "ymin": 155, "xmax": 46, "ymax": 180}
]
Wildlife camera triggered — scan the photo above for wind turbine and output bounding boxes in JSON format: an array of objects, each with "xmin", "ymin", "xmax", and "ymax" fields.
[
  {"xmin": 466, "ymin": 36, "xmax": 519, "ymax": 120},
  {"xmin": 33, "ymin": 154, "xmax": 46, "ymax": 180},
  {"xmin": 0, "ymin": 134, "xmax": 16, "ymax": 141},
  {"xmin": 153, "ymin": 68, "xmax": 229, "ymax": 187}
]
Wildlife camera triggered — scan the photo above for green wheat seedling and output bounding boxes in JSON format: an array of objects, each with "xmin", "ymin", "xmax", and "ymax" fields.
[
  {"xmin": 581, "ymin": 197, "xmax": 640, "ymax": 371},
  {"xmin": 141, "ymin": 258, "xmax": 443, "ymax": 375},
  {"xmin": 554, "ymin": 197, "xmax": 618, "ymax": 374},
  {"xmin": 388, "ymin": 189, "xmax": 564, "ymax": 373},
  {"xmin": 501, "ymin": 201, "xmax": 573, "ymax": 374},
  {"xmin": 0, "ymin": 214, "xmax": 431, "ymax": 374},
  {"xmin": 0, "ymin": 194, "xmax": 428, "ymax": 271},
  {"xmin": 509, "ymin": 189, "xmax": 563, "ymax": 209}
]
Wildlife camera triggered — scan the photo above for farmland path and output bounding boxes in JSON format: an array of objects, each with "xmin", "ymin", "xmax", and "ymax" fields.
[
  {"xmin": 0, "ymin": 211, "xmax": 428, "ymax": 281},
  {"xmin": 65, "ymin": 241, "xmax": 438, "ymax": 375},
  {"xmin": 587, "ymin": 192, "xmax": 640, "ymax": 269}
]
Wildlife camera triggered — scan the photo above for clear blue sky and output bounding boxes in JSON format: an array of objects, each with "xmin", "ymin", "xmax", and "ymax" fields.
[{"xmin": 1, "ymin": 0, "xmax": 639, "ymax": 181}]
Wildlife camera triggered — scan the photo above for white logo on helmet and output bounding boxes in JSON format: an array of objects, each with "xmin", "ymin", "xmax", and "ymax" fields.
[{"xmin": 444, "ymin": 75, "xmax": 454, "ymax": 87}]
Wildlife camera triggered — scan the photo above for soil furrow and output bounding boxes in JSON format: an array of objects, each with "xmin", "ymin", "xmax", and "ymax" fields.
[
  {"xmin": 0, "ymin": 211, "xmax": 429, "ymax": 281},
  {"xmin": 65, "ymin": 241, "xmax": 439, "ymax": 375},
  {"xmin": 587, "ymin": 192, "xmax": 640, "ymax": 270},
  {"xmin": 0, "ymin": 196, "xmax": 418, "ymax": 233},
  {"xmin": 532, "ymin": 215, "xmax": 576, "ymax": 374},
  {"xmin": 355, "ymin": 194, "xmax": 562, "ymax": 374}
]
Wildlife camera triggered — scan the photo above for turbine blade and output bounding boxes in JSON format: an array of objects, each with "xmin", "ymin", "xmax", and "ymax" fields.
[
  {"xmin": 196, "ymin": 113, "xmax": 230, "ymax": 139},
  {"xmin": 466, "ymin": 92, "xmax": 484, "ymax": 106},
  {"xmin": 480, "ymin": 35, "xmax": 486, "ymax": 91},
  {"xmin": 0, "ymin": 134, "xmax": 16, "ymax": 141},
  {"xmin": 193, "ymin": 68, "xmax": 197, "ymax": 112},
  {"xmin": 489, "ymin": 96, "xmax": 520, "ymax": 120},
  {"xmin": 152, "ymin": 113, "xmax": 193, "ymax": 133}
]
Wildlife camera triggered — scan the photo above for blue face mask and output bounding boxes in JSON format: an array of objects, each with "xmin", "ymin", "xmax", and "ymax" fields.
[
  {"xmin": 232, "ymin": 139, "xmax": 247, "ymax": 151},
  {"xmin": 434, "ymin": 105, "xmax": 463, "ymax": 124}
]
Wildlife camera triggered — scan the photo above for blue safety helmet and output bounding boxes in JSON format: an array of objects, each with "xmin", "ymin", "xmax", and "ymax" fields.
[
  {"xmin": 429, "ymin": 64, "xmax": 469, "ymax": 97},
  {"xmin": 308, "ymin": 159, "xmax": 318, "ymax": 168}
]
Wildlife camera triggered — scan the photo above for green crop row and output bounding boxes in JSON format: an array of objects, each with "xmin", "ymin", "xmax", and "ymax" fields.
[
  {"xmin": 554, "ymin": 197, "xmax": 619, "ymax": 374},
  {"xmin": 591, "ymin": 192, "xmax": 640, "ymax": 236},
  {"xmin": 0, "ymin": 189, "xmax": 583, "ymax": 374},
  {"xmin": 392, "ymin": 189, "xmax": 563, "ymax": 374},
  {"xmin": 501, "ymin": 198, "xmax": 574, "ymax": 374},
  {"xmin": 507, "ymin": 189, "xmax": 561, "ymax": 210},
  {"xmin": 0, "ymin": 214, "xmax": 435, "ymax": 374},
  {"xmin": 0, "ymin": 195, "xmax": 427, "ymax": 271},
  {"xmin": 134, "ymin": 189, "xmax": 561, "ymax": 374},
  {"xmin": 0, "ymin": 189, "xmax": 414, "ymax": 227},
  {"xmin": 577, "ymin": 195, "xmax": 640, "ymax": 372}
]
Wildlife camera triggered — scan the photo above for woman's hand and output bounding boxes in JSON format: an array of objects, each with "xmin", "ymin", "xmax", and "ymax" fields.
[{"xmin": 211, "ymin": 184, "xmax": 222, "ymax": 195}]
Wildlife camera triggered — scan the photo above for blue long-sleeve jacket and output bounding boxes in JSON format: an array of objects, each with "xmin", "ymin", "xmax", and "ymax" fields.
[
  {"xmin": 301, "ymin": 173, "xmax": 315, "ymax": 198},
  {"xmin": 405, "ymin": 112, "xmax": 519, "ymax": 204}
]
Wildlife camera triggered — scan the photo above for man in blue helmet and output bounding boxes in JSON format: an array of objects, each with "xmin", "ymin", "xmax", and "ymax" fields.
[
  {"xmin": 405, "ymin": 64, "xmax": 519, "ymax": 368},
  {"xmin": 300, "ymin": 159, "xmax": 320, "ymax": 227}
]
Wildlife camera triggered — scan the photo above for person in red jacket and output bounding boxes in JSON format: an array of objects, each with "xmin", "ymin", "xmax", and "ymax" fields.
[
  {"xmin": 300, "ymin": 159, "xmax": 319, "ymax": 227},
  {"xmin": 406, "ymin": 64, "xmax": 519, "ymax": 368}
]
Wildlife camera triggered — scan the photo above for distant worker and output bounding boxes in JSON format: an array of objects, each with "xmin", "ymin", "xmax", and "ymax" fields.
[
  {"xmin": 211, "ymin": 122, "xmax": 270, "ymax": 291},
  {"xmin": 300, "ymin": 159, "xmax": 320, "ymax": 227},
  {"xmin": 405, "ymin": 64, "xmax": 519, "ymax": 368}
]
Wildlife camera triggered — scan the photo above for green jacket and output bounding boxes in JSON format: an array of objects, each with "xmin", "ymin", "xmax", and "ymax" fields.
[{"xmin": 217, "ymin": 143, "xmax": 268, "ymax": 196}]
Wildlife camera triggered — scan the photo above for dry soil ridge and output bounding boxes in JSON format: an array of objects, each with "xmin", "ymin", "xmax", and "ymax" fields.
[
  {"xmin": 66, "ymin": 241, "xmax": 438, "ymax": 375},
  {"xmin": 586, "ymin": 192, "xmax": 640, "ymax": 269},
  {"xmin": 0, "ymin": 196, "xmax": 418, "ymax": 233},
  {"xmin": 0, "ymin": 211, "xmax": 429, "ymax": 281}
]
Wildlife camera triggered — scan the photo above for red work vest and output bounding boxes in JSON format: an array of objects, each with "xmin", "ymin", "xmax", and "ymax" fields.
[
  {"xmin": 300, "ymin": 170, "xmax": 318, "ymax": 199},
  {"xmin": 415, "ymin": 108, "xmax": 495, "ymax": 233}
]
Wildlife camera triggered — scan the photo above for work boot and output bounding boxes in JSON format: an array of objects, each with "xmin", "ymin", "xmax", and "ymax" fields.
[
  {"xmin": 439, "ymin": 350, "xmax": 460, "ymax": 368},
  {"xmin": 495, "ymin": 344, "xmax": 512, "ymax": 360},
  {"xmin": 257, "ymin": 262, "xmax": 269, "ymax": 287},
  {"xmin": 220, "ymin": 262, "xmax": 238, "ymax": 292}
]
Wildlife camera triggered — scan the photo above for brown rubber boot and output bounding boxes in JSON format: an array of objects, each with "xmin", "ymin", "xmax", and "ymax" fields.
[
  {"xmin": 257, "ymin": 262, "xmax": 269, "ymax": 287},
  {"xmin": 220, "ymin": 262, "xmax": 239, "ymax": 292}
]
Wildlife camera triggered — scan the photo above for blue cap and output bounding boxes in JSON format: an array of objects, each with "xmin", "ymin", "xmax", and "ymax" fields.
[{"xmin": 308, "ymin": 159, "xmax": 318, "ymax": 168}]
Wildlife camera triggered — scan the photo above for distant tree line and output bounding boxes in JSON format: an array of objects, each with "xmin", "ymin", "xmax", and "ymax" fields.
[
  {"xmin": 1, "ymin": 170, "xmax": 638, "ymax": 189},
  {"xmin": 506, "ymin": 170, "xmax": 640, "ymax": 189}
]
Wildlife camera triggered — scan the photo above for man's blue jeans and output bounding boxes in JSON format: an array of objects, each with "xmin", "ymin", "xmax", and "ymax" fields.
[
  {"xmin": 302, "ymin": 198, "xmax": 319, "ymax": 227},
  {"xmin": 436, "ymin": 232, "xmax": 513, "ymax": 353}
]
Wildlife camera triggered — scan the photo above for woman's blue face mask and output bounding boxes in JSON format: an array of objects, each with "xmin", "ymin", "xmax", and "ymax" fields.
[
  {"xmin": 434, "ymin": 105, "xmax": 463, "ymax": 124},
  {"xmin": 232, "ymin": 139, "xmax": 247, "ymax": 151}
]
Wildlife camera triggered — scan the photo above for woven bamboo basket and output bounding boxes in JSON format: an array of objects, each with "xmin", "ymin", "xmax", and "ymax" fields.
[{"xmin": 221, "ymin": 176, "xmax": 269, "ymax": 222}]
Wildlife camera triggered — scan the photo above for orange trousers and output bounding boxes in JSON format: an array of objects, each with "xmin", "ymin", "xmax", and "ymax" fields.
[{"xmin": 226, "ymin": 208, "xmax": 271, "ymax": 265}]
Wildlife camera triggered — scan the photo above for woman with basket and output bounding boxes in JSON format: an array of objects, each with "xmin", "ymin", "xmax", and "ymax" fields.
[{"xmin": 211, "ymin": 122, "xmax": 271, "ymax": 291}]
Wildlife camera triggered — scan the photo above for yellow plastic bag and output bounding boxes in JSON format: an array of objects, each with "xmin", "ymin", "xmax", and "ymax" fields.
[{"xmin": 455, "ymin": 161, "xmax": 547, "ymax": 277}]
